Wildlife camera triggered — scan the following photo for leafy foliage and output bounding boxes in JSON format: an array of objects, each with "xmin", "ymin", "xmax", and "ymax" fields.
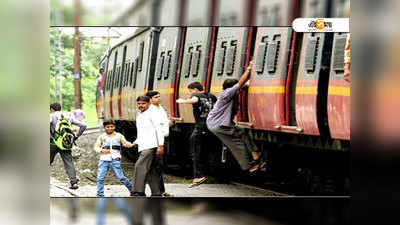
[{"xmin": 49, "ymin": 28, "xmax": 107, "ymax": 118}]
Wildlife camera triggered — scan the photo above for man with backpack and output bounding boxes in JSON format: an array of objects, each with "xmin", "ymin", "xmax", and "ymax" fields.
[
  {"xmin": 176, "ymin": 82, "xmax": 217, "ymax": 187},
  {"xmin": 50, "ymin": 102, "xmax": 87, "ymax": 189}
]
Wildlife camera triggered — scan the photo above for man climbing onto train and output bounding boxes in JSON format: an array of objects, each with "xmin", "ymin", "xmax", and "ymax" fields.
[
  {"xmin": 206, "ymin": 61, "xmax": 267, "ymax": 174},
  {"xmin": 176, "ymin": 82, "xmax": 217, "ymax": 187},
  {"xmin": 145, "ymin": 91, "xmax": 174, "ymax": 196},
  {"xmin": 131, "ymin": 96, "xmax": 164, "ymax": 197},
  {"xmin": 50, "ymin": 102, "xmax": 87, "ymax": 189}
]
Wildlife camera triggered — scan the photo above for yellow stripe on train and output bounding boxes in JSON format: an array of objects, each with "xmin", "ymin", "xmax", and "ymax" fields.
[
  {"xmin": 328, "ymin": 86, "xmax": 350, "ymax": 96},
  {"xmin": 296, "ymin": 86, "xmax": 318, "ymax": 95},
  {"xmin": 248, "ymin": 86, "xmax": 285, "ymax": 94}
]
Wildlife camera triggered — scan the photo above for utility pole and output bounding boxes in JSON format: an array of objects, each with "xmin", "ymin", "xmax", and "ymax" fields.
[
  {"xmin": 73, "ymin": 0, "xmax": 82, "ymax": 109},
  {"xmin": 54, "ymin": 28, "xmax": 63, "ymax": 105}
]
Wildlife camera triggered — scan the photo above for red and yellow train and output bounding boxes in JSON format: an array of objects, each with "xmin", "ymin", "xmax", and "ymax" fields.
[{"xmin": 96, "ymin": 26, "xmax": 350, "ymax": 193}]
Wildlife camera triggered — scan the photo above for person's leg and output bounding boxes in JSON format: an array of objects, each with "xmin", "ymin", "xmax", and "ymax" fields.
[
  {"xmin": 50, "ymin": 143, "xmax": 58, "ymax": 165},
  {"xmin": 132, "ymin": 149, "xmax": 154, "ymax": 194},
  {"xmin": 110, "ymin": 159, "xmax": 133, "ymax": 193},
  {"xmin": 190, "ymin": 128, "xmax": 206, "ymax": 181},
  {"xmin": 113, "ymin": 198, "xmax": 134, "ymax": 223},
  {"xmin": 96, "ymin": 198, "xmax": 107, "ymax": 225},
  {"xmin": 208, "ymin": 126, "xmax": 252, "ymax": 171},
  {"xmin": 59, "ymin": 150, "xmax": 78, "ymax": 185},
  {"xmin": 154, "ymin": 155, "xmax": 165, "ymax": 193},
  {"xmin": 96, "ymin": 160, "xmax": 109, "ymax": 196},
  {"xmin": 147, "ymin": 162, "xmax": 162, "ymax": 196},
  {"xmin": 236, "ymin": 126, "xmax": 261, "ymax": 160}
]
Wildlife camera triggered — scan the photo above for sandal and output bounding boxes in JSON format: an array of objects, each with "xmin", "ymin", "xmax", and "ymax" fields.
[
  {"xmin": 249, "ymin": 160, "xmax": 267, "ymax": 173},
  {"xmin": 188, "ymin": 177, "xmax": 207, "ymax": 188}
]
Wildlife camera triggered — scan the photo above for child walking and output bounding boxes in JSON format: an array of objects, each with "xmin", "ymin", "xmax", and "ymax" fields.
[{"xmin": 94, "ymin": 120, "xmax": 134, "ymax": 197}]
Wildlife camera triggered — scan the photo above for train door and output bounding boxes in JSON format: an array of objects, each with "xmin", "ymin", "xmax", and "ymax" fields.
[
  {"xmin": 131, "ymin": 28, "xmax": 158, "ymax": 121},
  {"xmin": 327, "ymin": 33, "xmax": 350, "ymax": 140},
  {"xmin": 295, "ymin": 33, "xmax": 333, "ymax": 136},
  {"xmin": 301, "ymin": 0, "xmax": 330, "ymax": 18},
  {"xmin": 247, "ymin": 27, "xmax": 294, "ymax": 131},
  {"xmin": 106, "ymin": 49, "xmax": 118, "ymax": 119},
  {"xmin": 330, "ymin": 0, "xmax": 350, "ymax": 17},
  {"xmin": 112, "ymin": 46, "xmax": 124, "ymax": 120},
  {"xmin": 254, "ymin": 0, "xmax": 300, "ymax": 26},
  {"xmin": 103, "ymin": 68, "xmax": 111, "ymax": 120},
  {"xmin": 216, "ymin": 0, "xmax": 248, "ymax": 26},
  {"xmin": 177, "ymin": 27, "xmax": 215, "ymax": 123},
  {"xmin": 184, "ymin": 0, "xmax": 213, "ymax": 25},
  {"xmin": 153, "ymin": 27, "xmax": 184, "ymax": 117},
  {"xmin": 210, "ymin": 27, "xmax": 250, "ymax": 95},
  {"xmin": 120, "ymin": 45, "xmax": 129, "ymax": 120}
]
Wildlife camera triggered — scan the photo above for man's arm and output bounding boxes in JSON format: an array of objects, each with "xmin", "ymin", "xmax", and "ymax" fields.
[
  {"xmin": 70, "ymin": 119, "xmax": 87, "ymax": 137},
  {"xmin": 176, "ymin": 96, "xmax": 199, "ymax": 104},
  {"xmin": 237, "ymin": 61, "xmax": 254, "ymax": 89},
  {"xmin": 119, "ymin": 134, "xmax": 133, "ymax": 148}
]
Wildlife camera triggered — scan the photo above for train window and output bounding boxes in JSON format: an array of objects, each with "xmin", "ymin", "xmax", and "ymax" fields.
[
  {"xmin": 129, "ymin": 61, "xmax": 134, "ymax": 87},
  {"xmin": 114, "ymin": 67, "xmax": 119, "ymax": 88},
  {"xmin": 138, "ymin": 41, "xmax": 144, "ymax": 72},
  {"xmin": 215, "ymin": 41, "xmax": 227, "ymax": 76},
  {"xmin": 113, "ymin": 67, "xmax": 118, "ymax": 88},
  {"xmin": 190, "ymin": 45, "xmax": 201, "ymax": 77},
  {"xmin": 125, "ymin": 63, "xmax": 130, "ymax": 87},
  {"xmin": 156, "ymin": 52, "xmax": 165, "ymax": 80},
  {"xmin": 332, "ymin": 35, "xmax": 347, "ymax": 73},
  {"xmin": 163, "ymin": 51, "xmax": 172, "ymax": 79},
  {"xmin": 305, "ymin": 36, "xmax": 319, "ymax": 73},
  {"xmin": 224, "ymin": 40, "xmax": 237, "ymax": 76},
  {"xmin": 119, "ymin": 65, "xmax": 124, "ymax": 89},
  {"xmin": 255, "ymin": 41, "xmax": 268, "ymax": 73},
  {"xmin": 266, "ymin": 35, "xmax": 281, "ymax": 74},
  {"xmin": 132, "ymin": 58, "xmax": 138, "ymax": 88},
  {"xmin": 183, "ymin": 47, "xmax": 193, "ymax": 78}
]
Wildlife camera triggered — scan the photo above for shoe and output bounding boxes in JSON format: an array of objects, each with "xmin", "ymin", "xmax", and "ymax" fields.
[
  {"xmin": 69, "ymin": 183, "xmax": 79, "ymax": 189},
  {"xmin": 96, "ymin": 194, "xmax": 104, "ymax": 197},
  {"xmin": 161, "ymin": 192, "xmax": 173, "ymax": 197},
  {"xmin": 189, "ymin": 177, "xmax": 207, "ymax": 188}
]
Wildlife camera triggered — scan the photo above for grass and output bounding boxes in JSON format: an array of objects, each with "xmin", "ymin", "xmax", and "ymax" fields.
[{"xmin": 82, "ymin": 105, "xmax": 99, "ymax": 128}]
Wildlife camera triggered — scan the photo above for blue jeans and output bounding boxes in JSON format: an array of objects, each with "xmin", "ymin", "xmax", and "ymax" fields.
[
  {"xmin": 96, "ymin": 198, "xmax": 134, "ymax": 225},
  {"xmin": 96, "ymin": 159, "xmax": 133, "ymax": 196}
]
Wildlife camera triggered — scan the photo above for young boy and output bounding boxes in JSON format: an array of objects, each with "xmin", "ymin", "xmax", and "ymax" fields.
[
  {"xmin": 94, "ymin": 120, "xmax": 135, "ymax": 197},
  {"xmin": 176, "ymin": 82, "xmax": 217, "ymax": 187}
]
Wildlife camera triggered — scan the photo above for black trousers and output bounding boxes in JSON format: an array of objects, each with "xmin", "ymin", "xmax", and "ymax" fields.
[
  {"xmin": 50, "ymin": 143, "xmax": 78, "ymax": 185},
  {"xmin": 190, "ymin": 125, "xmax": 212, "ymax": 178}
]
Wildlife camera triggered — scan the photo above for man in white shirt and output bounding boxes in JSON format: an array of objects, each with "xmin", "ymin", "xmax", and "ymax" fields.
[
  {"xmin": 132, "ymin": 95, "xmax": 165, "ymax": 197},
  {"xmin": 146, "ymin": 91, "xmax": 174, "ymax": 197}
]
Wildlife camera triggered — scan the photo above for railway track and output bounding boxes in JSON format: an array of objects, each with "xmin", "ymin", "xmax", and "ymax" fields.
[{"xmin": 82, "ymin": 126, "xmax": 101, "ymax": 135}]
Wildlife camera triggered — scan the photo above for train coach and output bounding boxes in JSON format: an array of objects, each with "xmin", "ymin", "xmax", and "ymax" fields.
[{"xmin": 97, "ymin": 27, "xmax": 350, "ymax": 193}]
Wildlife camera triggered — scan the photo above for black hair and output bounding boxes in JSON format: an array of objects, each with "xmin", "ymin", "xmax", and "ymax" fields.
[
  {"xmin": 222, "ymin": 79, "xmax": 239, "ymax": 90},
  {"xmin": 136, "ymin": 95, "xmax": 151, "ymax": 102},
  {"xmin": 103, "ymin": 120, "xmax": 115, "ymax": 127},
  {"xmin": 50, "ymin": 102, "xmax": 61, "ymax": 111},
  {"xmin": 99, "ymin": 68, "xmax": 104, "ymax": 73},
  {"xmin": 187, "ymin": 82, "xmax": 204, "ymax": 91},
  {"xmin": 145, "ymin": 91, "xmax": 160, "ymax": 98}
]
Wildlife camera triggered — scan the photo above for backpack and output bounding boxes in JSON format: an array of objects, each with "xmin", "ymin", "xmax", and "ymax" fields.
[{"xmin": 53, "ymin": 114, "xmax": 76, "ymax": 150}]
